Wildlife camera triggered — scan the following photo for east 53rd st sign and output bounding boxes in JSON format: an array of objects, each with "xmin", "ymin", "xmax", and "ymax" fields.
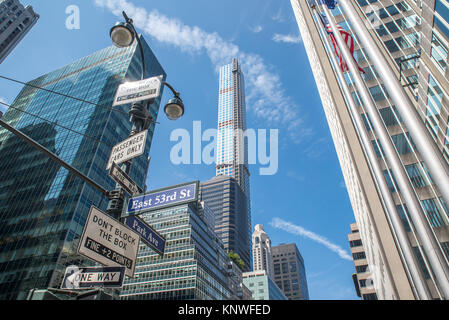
[{"xmin": 127, "ymin": 182, "xmax": 198, "ymax": 214}]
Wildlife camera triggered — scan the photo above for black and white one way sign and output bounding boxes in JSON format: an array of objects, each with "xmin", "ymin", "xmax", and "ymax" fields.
[{"xmin": 61, "ymin": 266, "xmax": 125, "ymax": 289}]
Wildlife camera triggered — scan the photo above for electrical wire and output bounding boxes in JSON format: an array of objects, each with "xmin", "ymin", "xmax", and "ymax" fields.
[
  {"xmin": 0, "ymin": 100, "xmax": 113, "ymax": 149},
  {"xmin": 0, "ymin": 74, "xmax": 129, "ymax": 117}
]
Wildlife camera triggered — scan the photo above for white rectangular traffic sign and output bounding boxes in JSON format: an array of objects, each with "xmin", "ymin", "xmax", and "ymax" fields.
[
  {"xmin": 112, "ymin": 76, "xmax": 163, "ymax": 107},
  {"xmin": 77, "ymin": 206, "xmax": 141, "ymax": 278},
  {"xmin": 109, "ymin": 162, "xmax": 143, "ymax": 196},
  {"xmin": 61, "ymin": 266, "xmax": 126, "ymax": 289},
  {"xmin": 106, "ymin": 131, "xmax": 147, "ymax": 170}
]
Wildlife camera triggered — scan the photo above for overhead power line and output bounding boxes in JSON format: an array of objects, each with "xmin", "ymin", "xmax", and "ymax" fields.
[
  {"xmin": 0, "ymin": 100, "xmax": 113, "ymax": 148},
  {"xmin": 0, "ymin": 74, "xmax": 129, "ymax": 116}
]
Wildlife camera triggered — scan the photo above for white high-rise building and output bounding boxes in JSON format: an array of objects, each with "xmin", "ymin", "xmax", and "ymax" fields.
[
  {"xmin": 290, "ymin": 0, "xmax": 449, "ymax": 300},
  {"xmin": 252, "ymin": 224, "xmax": 274, "ymax": 279},
  {"xmin": 0, "ymin": 0, "xmax": 39, "ymax": 64},
  {"xmin": 216, "ymin": 58, "xmax": 250, "ymax": 196}
]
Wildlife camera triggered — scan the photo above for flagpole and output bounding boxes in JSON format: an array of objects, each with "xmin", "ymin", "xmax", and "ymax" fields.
[
  {"xmin": 311, "ymin": 5, "xmax": 432, "ymax": 300},
  {"xmin": 320, "ymin": 3, "xmax": 449, "ymax": 299}
]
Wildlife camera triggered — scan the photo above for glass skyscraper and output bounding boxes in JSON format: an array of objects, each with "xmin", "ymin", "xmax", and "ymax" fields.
[
  {"xmin": 291, "ymin": 0, "xmax": 449, "ymax": 299},
  {"xmin": 200, "ymin": 176, "xmax": 251, "ymax": 271},
  {"xmin": 0, "ymin": 35, "xmax": 166, "ymax": 299},
  {"xmin": 120, "ymin": 183, "xmax": 231, "ymax": 300}
]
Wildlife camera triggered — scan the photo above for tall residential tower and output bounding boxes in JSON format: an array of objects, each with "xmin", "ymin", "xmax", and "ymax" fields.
[
  {"xmin": 200, "ymin": 58, "xmax": 252, "ymax": 271},
  {"xmin": 216, "ymin": 58, "xmax": 250, "ymax": 196}
]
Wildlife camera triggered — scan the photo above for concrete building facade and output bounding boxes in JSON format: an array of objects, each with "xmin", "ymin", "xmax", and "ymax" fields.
[
  {"xmin": 0, "ymin": 0, "xmax": 39, "ymax": 63},
  {"xmin": 252, "ymin": 224, "xmax": 274, "ymax": 279},
  {"xmin": 348, "ymin": 223, "xmax": 378, "ymax": 300},
  {"xmin": 290, "ymin": 0, "xmax": 449, "ymax": 299}
]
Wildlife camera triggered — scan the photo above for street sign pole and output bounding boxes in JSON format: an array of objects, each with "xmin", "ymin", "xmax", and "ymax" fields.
[{"xmin": 106, "ymin": 77, "xmax": 163, "ymax": 220}]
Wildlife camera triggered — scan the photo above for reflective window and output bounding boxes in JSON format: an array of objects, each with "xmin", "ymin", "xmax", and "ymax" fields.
[
  {"xmin": 426, "ymin": 74, "xmax": 443, "ymax": 139},
  {"xmin": 396, "ymin": 205, "xmax": 412, "ymax": 232},
  {"xmin": 435, "ymin": 0, "xmax": 449, "ymax": 39},
  {"xmin": 421, "ymin": 198, "xmax": 447, "ymax": 227},
  {"xmin": 391, "ymin": 133, "xmax": 415, "ymax": 155},
  {"xmin": 384, "ymin": 169, "xmax": 398, "ymax": 192},
  {"xmin": 379, "ymin": 106, "xmax": 402, "ymax": 127},
  {"xmin": 384, "ymin": 39, "xmax": 400, "ymax": 53},
  {"xmin": 405, "ymin": 163, "xmax": 430, "ymax": 188},
  {"xmin": 430, "ymin": 33, "xmax": 448, "ymax": 72}
]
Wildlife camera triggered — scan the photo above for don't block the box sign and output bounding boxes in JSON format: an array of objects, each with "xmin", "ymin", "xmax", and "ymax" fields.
[{"xmin": 77, "ymin": 206, "xmax": 140, "ymax": 278}]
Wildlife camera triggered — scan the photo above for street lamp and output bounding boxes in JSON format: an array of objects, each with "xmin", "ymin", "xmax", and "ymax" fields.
[
  {"xmin": 106, "ymin": 11, "xmax": 185, "ymax": 219},
  {"xmin": 163, "ymin": 82, "xmax": 184, "ymax": 121},
  {"xmin": 109, "ymin": 11, "xmax": 185, "ymax": 122},
  {"xmin": 110, "ymin": 22, "xmax": 135, "ymax": 48}
]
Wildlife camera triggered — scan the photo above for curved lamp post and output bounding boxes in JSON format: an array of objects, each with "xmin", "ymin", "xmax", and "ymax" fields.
[
  {"xmin": 110, "ymin": 11, "xmax": 185, "ymax": 121},
  {"xmin": 106, "ymin": 11, "xmax": 185, "ymax": 219}
]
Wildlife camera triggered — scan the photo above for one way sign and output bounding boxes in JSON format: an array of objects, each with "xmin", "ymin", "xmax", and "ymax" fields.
[{"xmin": 61, "ymin": 266, "xmax": 126, "ymax": 289}]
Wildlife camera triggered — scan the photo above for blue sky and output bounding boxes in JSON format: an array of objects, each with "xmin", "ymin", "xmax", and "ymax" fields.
[{"xmin": 0, "ymin": 0, "xmax": 358, "ymax": 300}]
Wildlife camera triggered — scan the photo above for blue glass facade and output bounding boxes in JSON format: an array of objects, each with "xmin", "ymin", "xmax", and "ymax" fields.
[
  {"xmin": 200, "ymin": 176, "xmax": 251, "ymax": 272},
  {"xmin": 0, "ymin": 36, "xmax": 166, "ymax": 299}
]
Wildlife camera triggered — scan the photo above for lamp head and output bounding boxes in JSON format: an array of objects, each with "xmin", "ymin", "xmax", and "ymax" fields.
[
  {"xmin": 164, "ymin": 97, "xmax": 185, "ymax": 121},
  {"xmin": 110, "ymin": 22, "xmax": 135, "ymax": 48}
]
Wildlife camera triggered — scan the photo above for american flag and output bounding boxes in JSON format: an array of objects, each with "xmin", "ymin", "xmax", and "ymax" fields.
[
  {"xmin": 319, "ymin": 13, "xmax": 365, "ymax": 74},
  {"xmin": 319, "ymin": 0, "xmax": 339, "ymax": 10}
]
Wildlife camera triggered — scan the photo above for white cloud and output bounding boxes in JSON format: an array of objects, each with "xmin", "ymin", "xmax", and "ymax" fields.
[
  {"xmin": 270, "ymin": 217, "xmax": 353, "ymax": 261},
  {"xmin": 94, "ymin": 0, "xmax": 312, "ymax": 143},
  {"xmin": 271, "ymin": 7, "xmax": 286, "ymax": 23},
  {"xmin": 250, "ymin": 25, "xmax": 263, "ymax": 33},
  {"xmin": 272, "ymin": 33, "xmax": 302, "ymax": 44}
]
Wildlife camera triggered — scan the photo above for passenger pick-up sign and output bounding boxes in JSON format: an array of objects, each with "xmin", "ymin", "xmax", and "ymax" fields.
[
  {"xmin": 106, "ymin": 131, "xmax": 147, "ymax": 170},
  {"xmin": 77, "ymin": 206, "xmax": 140, "ymax": 278}
]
